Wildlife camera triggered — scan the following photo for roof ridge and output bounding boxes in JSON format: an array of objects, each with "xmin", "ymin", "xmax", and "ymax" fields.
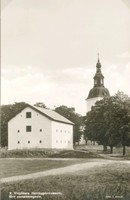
[{"xmin": 30, "ymin": 105, "xmax": 74, "ymax": 125}]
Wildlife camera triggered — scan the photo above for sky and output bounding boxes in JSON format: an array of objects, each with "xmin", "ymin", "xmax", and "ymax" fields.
[{"xmin": 1, "ymin": 0, "xmax": 130, "ymax": 115}]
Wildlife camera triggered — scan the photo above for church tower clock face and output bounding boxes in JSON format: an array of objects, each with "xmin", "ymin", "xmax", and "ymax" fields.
[{"xmin": 86, "ymin": 56, "xmax": 110, "ymax": 113}]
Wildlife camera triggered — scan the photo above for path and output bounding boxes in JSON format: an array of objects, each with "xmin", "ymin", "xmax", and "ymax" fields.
[{"xmin": 1, "ymin": 159, "xmax": 129, "ymax": 184}]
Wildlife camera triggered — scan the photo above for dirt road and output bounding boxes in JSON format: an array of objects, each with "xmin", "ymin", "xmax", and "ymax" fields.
[{"xmin": 1, "ymin": 159, "xmax": 129, "ymax": 184}]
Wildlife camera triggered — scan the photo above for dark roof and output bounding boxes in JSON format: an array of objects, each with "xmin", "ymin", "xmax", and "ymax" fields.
[
  {"xmin": 9, "ymin": 105, "xmax": 74, "ymax": 125},
  {"xmin": 87, "ymin": 86, "xmax": 110, "ymax": 99}
]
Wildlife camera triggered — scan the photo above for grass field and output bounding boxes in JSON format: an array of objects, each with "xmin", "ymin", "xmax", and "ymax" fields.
[
  {"xmin": 1, "ymin": 163, "xmax": 130, "ymax": 200},
  {"xmin": 76, "ymin": 145, "xmax": 130, "ymax": 159},
  {"xmin": 0, "ymin": 148, "xmax": 102, "ymax": 158},
  {"xmin": 0, "ymin": 146, "xmax": 130, "ymax": 158},
  {"xmin": 0, "ymin": 158, "xmax": 90, "ymax": 179},
  {"xmin": 0, "ymin": 148, "xmax": 57, "ymax": 158}
]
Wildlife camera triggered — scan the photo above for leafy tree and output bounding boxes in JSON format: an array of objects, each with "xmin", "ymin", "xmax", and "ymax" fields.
[
  {"xmin": 0, "ymin": 102, "xmax": 28, "ymax": 147},
  {"xmin": 84, "ymin": 102, "xmax": 109, "ymax": 151},
  {"xmin": 34, "ymin": 102, "xmax": 47, "ymax": 108},
  {"xmin": 55, "ymin": 105, "xmax": 84, "ymax": 145},
  {"xmin": 104, "ymin": 92, "xmax": 130, "ymax": 155},
  {"xmin": 84, "ymin": 92, "xmax": 130, "ymax": 155}
]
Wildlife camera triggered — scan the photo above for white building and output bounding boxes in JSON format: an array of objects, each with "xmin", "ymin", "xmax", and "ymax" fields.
[
  {"xmin": 79, "ymin": 57, "xmax": 110, "ymax": 145},
  {"xmin": 86, "ymin": 57, "xmax": 110, "ymax": 113},
  {"xmin": 8, "ymin": 105, "xmax": 74, "ymax": 150}
]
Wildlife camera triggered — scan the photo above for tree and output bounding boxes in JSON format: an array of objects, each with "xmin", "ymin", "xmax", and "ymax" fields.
[
  {"xmin": 55, "ymin": 105, "xmax": 84, "ymax": 145},
  {"xmin": 120, "ymin": 125, "xmax": 130, "ymax": 155},
  {"xmin": 84, "ymin": 92, "xmax": 130, "ymax": 155},
  {"xmin": 0, "ymin": 102, "xmax": 28, "ymax": 147},
  {"xmin": 34, "ymin": 102, "xmax": 47, "ymax": 108},
  {"xmin": 84, "ymin": 102, "xmax": 109, "ymax": 151},
  {"xmin": 116, "ymin": 93, "xmax": 130, "ymax": 155},
  {"xmin": 105, "ymin": 92, "xmax": 130, "ymax": 155}
]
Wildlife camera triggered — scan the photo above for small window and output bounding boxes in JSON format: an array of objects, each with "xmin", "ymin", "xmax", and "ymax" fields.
[
  {"xmin": 60, "ymin": 141, "xmax": 62, "ymax": 143},
  {"xmin": 39, "ymin": 140, "xmax": 42, "ymax": 143},
  {"xmin": 68, "ymin": 131, "xmax": 70, "ymax": 133},
  {"xmin": 28, "ymin": 141, "xmax": 30, "ymax": 143},
  {"xmin": 18, "ymin": 141, "xmax": 20, "ymax": 144},
  {"xmin": 40, "ymin": 129, "xmax": 42, "ymax": 132},
  {"xmin": 68, "ymin": 141, "xmax": 70, "ymax": 143},
  {"xmin": 26, "ymin": 112, "xmax": 31, "ymax": 118},
  {"xmin": 60, "ymin": 130, "xmax": 62, "ymax": 132},
  {"xmin": 17, "ymin": 130, "xmax": 20, "ymax": 133},
  {"xmin": 56, "ymin": 140, "xmax": 58, "ymax": 143},
  {"xmin": 65, "ymin": 141, "xmax": 66, "ymax": 143},
  {"xmin": 65, "ymin": 130, "xmax": 66, "ymax": 133},
  {"xmin": 26, "ymin": 126, "xmax": 31, "ymax": 132},
  {"xmin": 56, "ymin": 130, "xmax": 58, "ymax": 132}
]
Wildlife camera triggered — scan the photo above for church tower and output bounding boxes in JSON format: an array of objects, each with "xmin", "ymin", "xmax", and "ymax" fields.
[{"xmin": 86, "ymin": 56, "xmax": 110, "ymax": 113}]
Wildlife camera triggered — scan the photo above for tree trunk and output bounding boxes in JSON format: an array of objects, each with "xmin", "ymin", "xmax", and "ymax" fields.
[
  {"xmin": 103, "ymin": 145, "xmax": 107, "ymax": 152},
  {"xmin": 123, "ymin": 145, "xmax": 126, "ymax": 156},
  {"xmin": 110, "ymin": 146, "xmax": 113, "ymax": 154},
  {"xmin": 85, "ymin": 139, "xmax": 88, "ymax": 145}
]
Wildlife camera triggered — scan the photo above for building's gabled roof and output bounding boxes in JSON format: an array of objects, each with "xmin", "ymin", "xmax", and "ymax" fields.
[
  {"xmin": 9, "ymin": 104, "xmax": 74, "ymax": 125},
  {"xmin": 31, "ymin": 105, "xmax": 74, "ymax": 125}
]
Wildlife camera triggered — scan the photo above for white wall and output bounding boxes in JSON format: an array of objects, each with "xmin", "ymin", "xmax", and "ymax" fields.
[
  {"xmin": 8, "ymin": 107, "xmax": 52, "ymax": 150},
  {"xmin": 86, "ymin": 97, "xmax": 103, "ymax": 113},
  {"xmin": 51, "ymin": 121, "xmax": 73, "ymax": 149},
  {"xmin": 79, "ymin": 134, "xmax": 86, "ymax": 145}
]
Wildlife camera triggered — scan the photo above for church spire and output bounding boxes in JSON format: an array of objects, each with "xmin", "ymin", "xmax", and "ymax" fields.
[
  {"xmin": 94, "ymin": 55, "xmax": 104, "ymax": 87},
  {"xmin": 96, "ymin": 53, "xmax": 101, "ymax": 69},
  {"xmin": 97, "ymin": 52, "xmax": 100, "ymax": 62},
  {"xmin": 86, "ymin": 55, "xmax": 110, "ymax": 112}
]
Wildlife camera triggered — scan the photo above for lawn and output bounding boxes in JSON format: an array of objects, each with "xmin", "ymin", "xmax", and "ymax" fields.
[
  {"xmin": 0, "ymin": 148, "xmax": 102, "ymax": 158},
  {"xmin": 0, "ymin": 158, "xmax": 89, "ymax": 178},
  {"xmin": 1, "ymin": 163, "xmax": 130, "ymax": 200}
]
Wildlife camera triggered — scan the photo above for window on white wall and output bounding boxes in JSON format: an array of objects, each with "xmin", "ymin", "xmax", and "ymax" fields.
[
  {"xmin": 26, "ymin": 112, "xmax": 31, "ymax": 118},
  {"xmin": 17, "ymin": 130, "xmax": 20, "ymax": 133},
  {"xmin": 39, "ymin": 140, "xmax": 42, "ymax": 143},
  {"xmin": 40, "ymin": 129, "xmax": 42, "ymax": 132},
  {"xmin": 18, "ymin": 141, "xmax": 20, "ymax": 144},
  {"xmin": 28, "ymin": 141, "xmax": 30, "ymax": 143},
  {"xmin": 26, "ymin": 126, "xmax": 31, "ymax": 132}
]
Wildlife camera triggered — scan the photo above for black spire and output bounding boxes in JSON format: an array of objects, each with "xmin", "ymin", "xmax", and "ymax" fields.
[
  {"xmin": 94, "ymin": 55, "xmax": 104, "ymax": 87},
  {"xmin": 86, "ymin": 55, "xmax": 110, "ymax": 99},
  {"xmin": 97, "ymin": 53, "xmax": 101, "ymax": 67}
]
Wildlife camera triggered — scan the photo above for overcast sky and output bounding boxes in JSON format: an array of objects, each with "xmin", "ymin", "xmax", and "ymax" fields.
[{"xmin": 1, "ymin": 0, "xmax": 130, "ymax": 115}]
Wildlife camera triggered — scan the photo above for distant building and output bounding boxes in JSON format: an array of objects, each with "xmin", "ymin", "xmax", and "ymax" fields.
[
  {"xmin": 79, "ymin": 57, "xmax": 110, "ymax": 145},
  {"xmin": 86, "ymin": 57, "xmax": 110, "ymax": 113},
  {"xmin": 8, "ymin": 105, "xmax": 74, "ymax": 150}
]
